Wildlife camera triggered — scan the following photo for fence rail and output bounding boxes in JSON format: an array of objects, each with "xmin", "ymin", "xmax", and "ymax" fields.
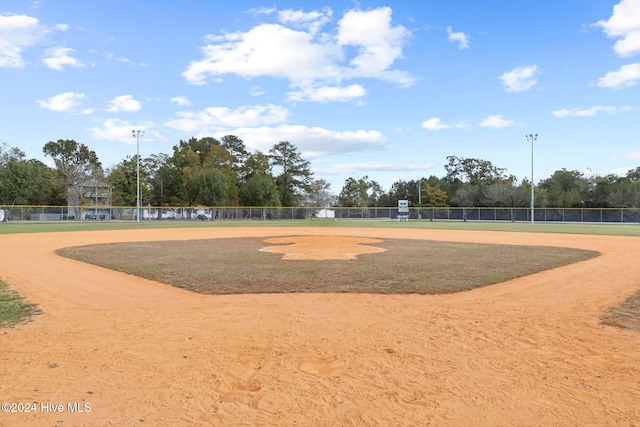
[{"xmin": 2, "ymin": 205, "xmax": 640, "ymax": 223}]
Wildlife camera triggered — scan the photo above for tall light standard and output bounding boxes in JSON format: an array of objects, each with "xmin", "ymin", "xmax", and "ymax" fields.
[
  {"xmin": 525, "ymin": 133, "xmax": 538, "ymax": 224},
  {"xmin": 132, "ymin": 130, "xmax": 145, "ymax": 222},
  {"xmin": 418, "ymin": 178, "xmax": 422, "ymax": 220}
]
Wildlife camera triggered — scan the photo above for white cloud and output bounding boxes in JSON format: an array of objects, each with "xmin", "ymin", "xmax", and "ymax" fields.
[
  {"xmin": 183, "ymin": 23, "xmax": 338, "ymax": 85},
  {"xmin": 0, "ymin": 14, "xmax": 48, "ymax": 67},
  {"xmin": 37, "ymin": 92, "xmax": 86, "ymax": 112},
  {"xmin": 446, "ymin": 26, "xmax": 470, "ymax": 49},
  {"xmin": 336, "ymin": 7, "xmax": 412, "ymax": 85},
  {"xmin": 594, "ymin": 0, "xmax": 640, "ymax": 57},
  {"xmin": 246, "ymin": 7, "xmax": 277, "ymax": 17},
  {"xmin": 212, "ymin": 125, "xmax": 387, "ymax": 157},
  {"xmin": 623, "ymin": 150, "xmax": 640, "ymax": 160},
  {"xmin": 181, "ymin": 6, "xmax": 414, "ymax": 94},
  {"xmin": 249, "ymin": 86, "xmax": 265, "ymax": 96},
  {"xmin": 104, "ymin": 51, "xmax": 131, "ymax": 63},
  {"xmin": 552, "ymin": 105, "xmax": 633, "ymax": 117},
  {"xmin": 422, "ymin": 117, "xmax": 467, "ymax": 130},
  {"xmin": 422, "ymin": 117, "xmax": 451, "ymax": 131},
  {"xmin": 106, "ymin": 95, "xmax": 142, "ymax": 112},
  {"xmin": 42, "ymin": 47, "xmax": 85, "ymax": 70},
  {"xmin": 480, "ymin": 115, "xmax": 514, "ymax": 128},
  {"xmin": 611, "ymin": 166, "xmax": 636, "ymax": 177},
  {"xmin": 165, "ymin": 104, "xmax": 290, "ymax": 133},
  {"xmin": 598, "ymin": 63, "xmax": 640, "ymax": 88},
  {"xmin": 164, "ymin": 104, "xmax": 388, "ymax": 159},
  {"xmin": 170, "ymin": 96, "xmax": 191, "ymax": 106},
  {"xmin": 320, "ymin": 161, "xmax": 434, "ymax": 176},
  {"xmin": 596, "ymin": 1, "xmax": 640, "ymax": 90},
  {"xmin": 278, "ymin": 7, "xmax": 333, "ymax": 35},
  {"xmin": 89, "ymin": 119, "xmax": 166, "ymax": 143},
  {"xmin": 287, "ymin": 84, "xmax": 366, "ymax": 102},
  {"xmin": 499, "ymin": 65, "xmax": 538, "ymax": 92},
  {"xmin": 103, "ymin": 51, "xmax": 148, "ymax": 67}
]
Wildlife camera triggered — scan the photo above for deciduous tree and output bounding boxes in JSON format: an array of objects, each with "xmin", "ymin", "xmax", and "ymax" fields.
[
  {"xmin": 239, "ymin": 174, "xmax": 280, "ymax": 207},
  {"xmin": 43, "ymin": 139, "xmax": 102, "ymax": 187},
  {"xmin": 269, "ymin": 141, "xmax": 313, "ymax": 206},
  {"xmin": 538, "ymin": 168, "xmax": 588, "ymax": 207},
  {"xmin": 188, "ymin": 168, "xmax": 233, "ymax": 207},
  {"xmin": 304, "ymin": 178, "xmax": 335, "ymax": 207},
  {"xmin": 338, "ymin": 176, "xmax": 381, "ymax": 207},
  {"xmin": 419, "ymin": 182, "xmax": 448, "ymax": 207},
  {"xmin": 0, "ymin": 158, "xmax": 61, "ymax": 205}
]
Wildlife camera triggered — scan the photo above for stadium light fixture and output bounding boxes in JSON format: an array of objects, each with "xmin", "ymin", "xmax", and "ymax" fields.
[
  {"xmin": 132, "ymin": 130, "xmax": 145, "ymax": 222},
  {"xmin": 525, "ymin": 133, "xmax": 538, "ymax": 224}
]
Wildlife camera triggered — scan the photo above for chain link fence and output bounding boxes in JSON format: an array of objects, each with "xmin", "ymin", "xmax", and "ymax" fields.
[{"xmin": 2, "ymin": 205, "xmax": 640, "ymax": 223}]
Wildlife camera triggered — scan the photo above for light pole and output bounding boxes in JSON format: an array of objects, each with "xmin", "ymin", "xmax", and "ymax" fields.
[
  {"xmin": 418, "ymin": 178, "xmax": 422, "ymax": 220},
  {"xmin": 525, "ymin": 133, "xmax": 538, "ymax": 224},
  {"xmin": 132, "ymin": 130, "xmax": 145, "ymax": 222}
]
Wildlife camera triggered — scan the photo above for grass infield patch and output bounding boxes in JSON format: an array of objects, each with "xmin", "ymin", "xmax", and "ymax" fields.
[
  {"xmin": 602, "ymin": 291, "xmax": 640, "ymax": 333},
  {"xmin": 0, "ymin": 280, "xmax": 41, "ymax": 328},
  {"xmin": 57, "ymin": 237, "xmax": 599, "ymax": 295}
]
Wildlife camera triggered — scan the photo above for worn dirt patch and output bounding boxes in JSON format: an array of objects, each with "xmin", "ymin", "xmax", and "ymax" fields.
[{"xmin": 0, "ymin": 227, "xmax": 639, "ymax": 426}]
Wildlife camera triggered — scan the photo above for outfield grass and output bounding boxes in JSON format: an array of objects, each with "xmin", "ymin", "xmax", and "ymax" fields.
[
  {"xmin": 0, "ymin": 280, "xmax": 40, "ymax": 328},
  {"xmin": 2, "ymin": 218, "xmax": 640, "ymax": 236}
]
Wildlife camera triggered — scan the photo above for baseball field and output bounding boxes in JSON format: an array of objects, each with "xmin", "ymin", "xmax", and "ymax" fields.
[{"xmin": 1, "ymin": 221, "xmax": 639, "ymax": 426}]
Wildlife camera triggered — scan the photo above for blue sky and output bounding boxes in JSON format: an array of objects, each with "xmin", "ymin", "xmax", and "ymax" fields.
[{"xmin": 1, "ymin": 0, "xmax": 639, "ymax": 193}]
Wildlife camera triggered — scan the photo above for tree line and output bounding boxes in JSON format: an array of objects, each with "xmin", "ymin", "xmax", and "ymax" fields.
[
  {"xmin": 341, "ymin": 156, "xmax": 640, "ymax": 209},
  {"xmin": 0, "ymin": 137, "xmax": 318, "ymax": 209},
  {"xmin": 1, "ymin": 138, "xmax": 640, "ymax": 209}
]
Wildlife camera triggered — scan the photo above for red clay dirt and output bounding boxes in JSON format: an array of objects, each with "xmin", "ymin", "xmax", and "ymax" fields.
[{"xmin": 0, "ymin": 227, "xmax": 639, "ymax": 426}]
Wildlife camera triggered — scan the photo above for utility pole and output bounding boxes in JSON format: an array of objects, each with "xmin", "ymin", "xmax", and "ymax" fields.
[
  {"xmin": 525, "ymin": 133, "xmax": 538, "ymax": 224},
  {"xmin": 132, "ymin": 130, "xmax": 145, "ymax": 222}
]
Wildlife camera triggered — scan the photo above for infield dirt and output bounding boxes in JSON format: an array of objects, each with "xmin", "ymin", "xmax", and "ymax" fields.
[{"xmin": 0, "ymin": 227, "xmax": 639, "ymax": 426}]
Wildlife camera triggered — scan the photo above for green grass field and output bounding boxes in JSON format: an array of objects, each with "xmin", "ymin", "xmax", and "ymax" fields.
[
  {"xmin": 2, "ymin": 218, "xmax": 640, "ymax": 236},
  {"xmin": 57, "ymin": 237, "xmax": 598, "ymax": 295},
  {"xmin": 0, "ymin": 280, "xmax": 41, "ymax": 328}
]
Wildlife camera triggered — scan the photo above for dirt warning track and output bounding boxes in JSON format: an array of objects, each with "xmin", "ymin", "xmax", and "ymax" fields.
[{"xmin": 0, "ymin": 227, "xmax": 639, "ymax": 426}]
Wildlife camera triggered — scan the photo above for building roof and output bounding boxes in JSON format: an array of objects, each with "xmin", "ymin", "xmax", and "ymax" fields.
[{"xmin": 73, "ymin": 178, "xmax": 111, "ymax": 188}]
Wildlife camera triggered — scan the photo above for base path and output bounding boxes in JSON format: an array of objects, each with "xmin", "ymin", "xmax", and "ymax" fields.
[{"xmin": 0, "ymin": 227, "xmax": 639, "ymax": 426}]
